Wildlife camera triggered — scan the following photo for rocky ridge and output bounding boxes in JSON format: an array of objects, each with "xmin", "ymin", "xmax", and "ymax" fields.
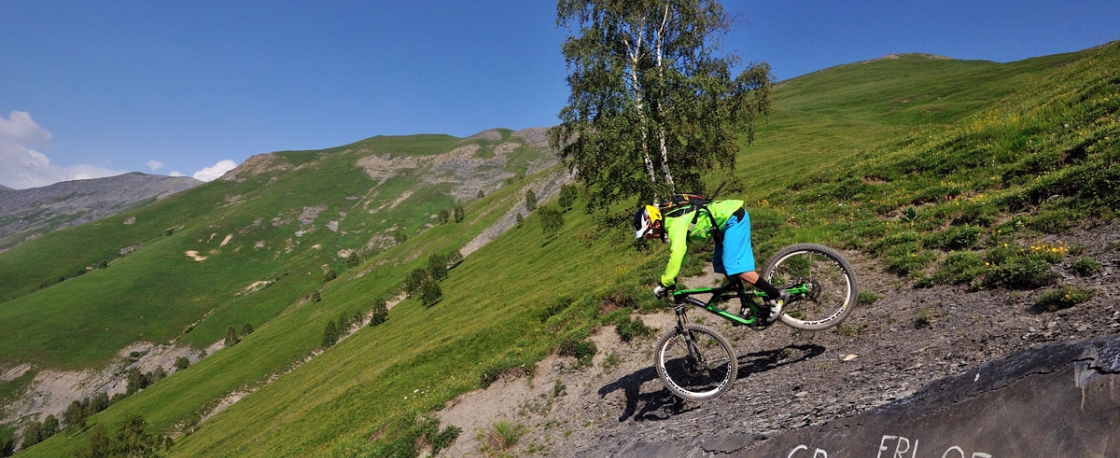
[{"xmin": 0, "ymin": 173, "xmax": 202, "ymax": 253}]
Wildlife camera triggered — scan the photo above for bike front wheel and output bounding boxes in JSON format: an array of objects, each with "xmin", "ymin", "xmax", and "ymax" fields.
[
  {"xmin": 762, "ymin": 243, "xmax": 859, "ymax": 331},
  {"xmin": 654, "ymin": 324, "xmax": 737, "ymax": 401}
]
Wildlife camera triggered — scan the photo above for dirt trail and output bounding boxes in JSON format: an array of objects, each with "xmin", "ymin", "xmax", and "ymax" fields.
[{"xmin": 436, "ymin": 220, "xmax": 1120, "ymax": 457}]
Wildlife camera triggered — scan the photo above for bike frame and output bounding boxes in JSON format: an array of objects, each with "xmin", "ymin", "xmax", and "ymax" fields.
[{"xmin": 670, "ymin": 281, "xmax": 810, "ymax": 327}]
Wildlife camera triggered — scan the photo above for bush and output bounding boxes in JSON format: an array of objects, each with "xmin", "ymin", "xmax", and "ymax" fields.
[
  {"xmin": 929, "ymin": 251, "xmax": 985, "ymax": 285},
  {"xmin": 614, "ymin": 316, "xmax": 652, "ymax": 343},
  {"xmin": 483, "ymin": 421, "xmax": 526, "ymax": 452},
  {"xmin": 922, "ymin": 225, "xmax": 983, "ymax": 250},
  {"xmin": 539, "ymin": 206, "xmax": 565, "ymax": 238},
  {"xmin": 174, "ymin": 357, "xmax": 190, "ymax": 371},
  {"xmin": 557, "ymin": 336, "xmax": 597, "ymax": 366},
  {"xmin": 321, "ymin": 320, "xmax": 340, "ymax": 348},
  {"xmin": 370, "ymin": 298, "xmax": 389, "ymax": 326},
  {"xmin": 241, "ymin": 323, "xmax": 254, "ymax": 336},
  {"xmin": 975, "ymin": 242, "xmax": 1068, "ymax": 289},
  {"xmin": 525, "ymin": 189, "xmax": 538, "ymax": 212},
  {"xmin": 1070, "ymin": 256, "xmax": 1101, "ymax": 276},
  {"xmin": 1033, "ymin": 285, "xmax": 1095, "ymax": 312},
  {"xmin": 224, "ymin": 325, "xmax": 240, "ymax": 347},
  {"xmin": 404, "ymin": 269, "xmax": 429, "ymax": 297},
  {"xmin": 419, "ymin": 278, "xmax": 443, "ymax": 307},
  {"xmin": 428, "ymin": 252, "xmax": 448, "ymax": 281},
  {"xmin": 323, "ymin": 269, "xmax": 337, "ymax": 283}
]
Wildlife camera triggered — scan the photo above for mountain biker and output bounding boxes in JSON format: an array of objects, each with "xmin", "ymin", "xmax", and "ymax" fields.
[{"xmin": 633, "ymin": 199, "xmax": 788, "ymax": 323}]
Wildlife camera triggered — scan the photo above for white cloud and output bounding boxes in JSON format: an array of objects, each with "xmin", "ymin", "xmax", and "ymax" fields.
[
  {"xmin": 0, "ymin": 110, "xmax": 51, "ymax": 147},
  {"xmin": 146, "ymin": 159, "xmax": 164, "ymax": 171},
  {"xmin": 0, "ymin": 110, "xmax": 123, "ymax": 189},
  {"xmin": 192, "ymin": 159, "xmax": 238, "ymax": 182}
]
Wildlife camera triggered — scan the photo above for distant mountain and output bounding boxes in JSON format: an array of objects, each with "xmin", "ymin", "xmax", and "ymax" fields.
[{"xmin": 0, "ymin": 173, "xmax": 203, "ymax": 252}]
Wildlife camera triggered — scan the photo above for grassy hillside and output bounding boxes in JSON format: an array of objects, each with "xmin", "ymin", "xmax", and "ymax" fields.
[{"xmin": 12, "ymin": 41, "xmax": 1120, "ymax": 457}]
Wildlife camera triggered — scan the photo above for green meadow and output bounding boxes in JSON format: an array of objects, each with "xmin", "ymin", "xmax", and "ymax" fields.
[{"xmin": 6, "ymin": 42, "xmax": 1118, "ymax": 456}]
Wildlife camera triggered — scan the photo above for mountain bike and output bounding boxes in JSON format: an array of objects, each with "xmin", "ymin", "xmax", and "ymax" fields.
[{"xmin": 654, "ymin": 243, "xmax": 858, "ymax": 400}]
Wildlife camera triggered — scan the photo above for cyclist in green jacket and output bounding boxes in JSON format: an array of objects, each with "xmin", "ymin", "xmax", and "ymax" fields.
[{"xmin": 632, "ymin": 200, "xmax": 787, "ymax": 323}]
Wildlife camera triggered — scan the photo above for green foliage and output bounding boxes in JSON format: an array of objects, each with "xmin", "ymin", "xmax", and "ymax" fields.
[
  {"xmin": 558, "ymin": 184, "xmax": 579, "ymax": 210},
  {"xmin": 241, "ymin": 323, "xmax": 254, "ymax": 336},
  {"xmin": 345, "ymin": 251, "xmax": 361, "ymax": 268},
  {"xmin": 482, "ymin": 420, "xmax": 526, "ymax": 453},
  {"xmin": 321, "ymin": 320, "xmax": 340, "ymax": 348},
  {"xmin": 525, "ymin": 189, "xmax": 537, "ymax": 212},
  {"xmin": 557, "ymin": 336, "xmax": 597, "ymax": 367},
  {"xmin": 438, "ymin": 208, "xmax": 450, "ymax": 224},
  {"xmin": 20, "ymin": 421, "xmax": 41, "ymax": 449},
  {"xmin": 1033, "ymin": 284, "xmax": 1096, "ymax": 312},
  {"xmin": 428, "ymin": 252, "xmax": 448, "ymax": 281},
  {"xmin": 366, "ymin": 413, "xmax": 460, "ymax": 458},
  {"xmin": 552, "ymin": 0, "xmax": 771, "ymax": 209},
  {"xmin": 1070, "ymin": 256, "xmax": 1101, "ymax": 277},
  {"xmin": 404, "ymin": 268, "xmax": 429, "ymax": 297},
  {"xmin": 857, "ymin": 291, "xmax": 881, "ymax": 306},
  {"xmin": 224, "ymin": 325, "xmax": 240, "ymax": 347},
  {"xmin": 369, "ymin": 297, "xmax": 389, "ymax": 327},
  {"xmin": 614, "ymin": 316, "xmax": 652, "ymax": 343},
  {"xmin": 174, "ymin": 357, "xmax": 190, "ymax": 371},
  {"xmin": 538, "ymin": 206, "xmax": 565, "ymax": 238},
  {"xmin": 453, "ymin": 205, "xmax": 465, "ymax": 223},
  {"xmin": 419, "ymin": 278, "xmax": 443, "ymax": 307},
  {"xmin": 922, "ymin": 225, "xmax": 983, "ymax": 250},
  {"xmin": 975, "ymin": 243, "xmax": 1066, "ymax": 289},
  {"xmin": 445, "ymin": 249, "xmax": 464, "ymax": 269},
  {"xmin": 323, "ymin": 269, "xmax": 337, "ymax": 283}
]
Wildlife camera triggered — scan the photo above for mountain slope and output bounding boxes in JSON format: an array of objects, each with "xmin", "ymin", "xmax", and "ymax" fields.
[
  {"xmin": 10, "ymin": 41, "xmax": 1120, "ymax": 457},
  {"xmin": 0, "ymin": 173, "xmax": 202, "ymax": 253}
]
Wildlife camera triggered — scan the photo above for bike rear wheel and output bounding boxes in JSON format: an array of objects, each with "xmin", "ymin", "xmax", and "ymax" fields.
[
  {"xmin": 654, "ymin": 324, "xmax": 737, "ymax": 400},
  {"xmin": 762, "ymin": 243, "xmax": 859, "ymax": 331}
]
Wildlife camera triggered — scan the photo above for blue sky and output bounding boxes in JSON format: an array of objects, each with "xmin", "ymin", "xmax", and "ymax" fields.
[{"xmin": 2, "ymin": 0, "xmax": 1117, "ymax": 189}]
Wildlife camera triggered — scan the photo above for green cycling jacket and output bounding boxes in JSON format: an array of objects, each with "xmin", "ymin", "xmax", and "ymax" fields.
[{"xmin": 661, "ymin": 199, "xmax": 744, "ymax": 287}]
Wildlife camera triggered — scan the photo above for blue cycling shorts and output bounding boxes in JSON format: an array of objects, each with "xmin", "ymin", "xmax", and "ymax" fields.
[{"xmin": 712, "ymin": 210, "xmax": 755, "ymax": 276}]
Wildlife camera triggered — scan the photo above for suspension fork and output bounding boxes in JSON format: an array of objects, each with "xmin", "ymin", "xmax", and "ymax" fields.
[{"xmin": 674, "ymin": 304, "xmax": 706, "ymax": 367}]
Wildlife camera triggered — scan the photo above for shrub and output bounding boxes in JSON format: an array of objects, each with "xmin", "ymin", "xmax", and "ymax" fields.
[
  {"xmin": 370, "ymin": 298, "xmax": 389, "ymax": 326},
  {"xmin": 857, "ymin": 291, "xmax": 880, "ymax": 306},
  {"xmin": 614, "ymin": 316, "xmax": 652, "ymax": 343},
  {"xmin": 922, "ymin": 225, "xmax": 983, "ymax": 250},
  {"xmin": 174, "ymin": 357, "xmax": 190, "ymax": 371},
  {"xmin": 483, "ymin": 421, "xmax": 526, "ymax": 452},
  {"xmin": 525, "ymin": 189, "xmax": 538, "ymax": 212},
  {"xmin": 976, "ymin": 246, "xmax": 1061, "ymax": 289},
  {"xmin": 419, "ymin": 278, "xmax": 442, "ymax": 307},
  {"xmin": 404, "ymin": 268, "xmax": 429, "ymax": 297},
  {"xmin": 885, "ymin": 244, "xmax": 936, "ymax": 277},
  {"xmin": 557, "ymin": 336, "xmax": 597, "ymax": 366},
  {"xmin": 346, "ymin": 252, "xmax": 361, "ymax": 268},
  {"xmin": 428, "ymin": 253, "xmax": 448, "ymax": 281},
  {"xmin": 479, "ymin": 358, "xmax": 530, "ymax": 388},
  {"xmin": 323, "ymin": 269, "xmax": 337, "ymax": 283},
  {"xmin": 241, "ymin": 323, "xmax": 254, "ymax": 336},
  {"xmin": 539, "ymin": 206, "xmax": 565, "ymax": 238},
  {"xmin": 224, "ymin": 325, "xmax": 240, "ymax": 347},
  {"xmin": 321, "ymin": 320, "xmax": 340, "ymax": 348},
  {"xmin": 1070, "ymin": 256, "xmax": 1101, "ymax": 276},
  {"xmin": 929, "ymin": 251, "xmax": 985, "ymax": 285},
  {"xmin": 1033, "ymin": 285, "xmax": 1095, "ymax": 312},
  {"xmin": 1027, "ymin": 209, "xmax": 1076, "ymax": 234}
]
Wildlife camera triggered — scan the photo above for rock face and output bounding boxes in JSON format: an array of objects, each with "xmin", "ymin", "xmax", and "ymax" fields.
[
  {"xmin": 0, "ymin": 173, "xmax": 202, "ymax": 252},
  {"xmin": 613, "ymin": 334, "xmax": 1120, "ymax": 458}
]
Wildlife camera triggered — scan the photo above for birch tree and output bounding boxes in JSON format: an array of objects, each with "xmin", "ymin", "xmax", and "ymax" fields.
[{"xmin": 550, "ymin": 0, "xmax": 772, "ymax": 208}]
